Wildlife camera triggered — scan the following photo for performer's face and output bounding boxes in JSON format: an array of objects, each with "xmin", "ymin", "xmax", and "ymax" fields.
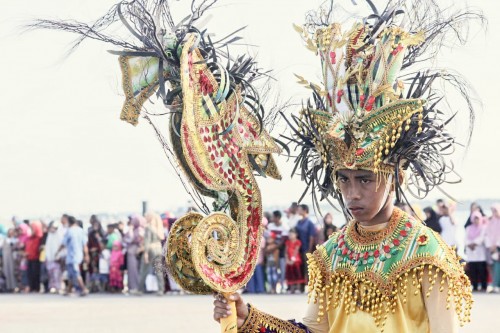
[{"xmin": 336, "ymin": 169, "xmax": 391, "ymax": 223}]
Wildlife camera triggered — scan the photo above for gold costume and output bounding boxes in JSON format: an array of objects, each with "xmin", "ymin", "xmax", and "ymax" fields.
[{"xmin": 240, "ymin": 208, "xmax": 471, "ymax": 333}]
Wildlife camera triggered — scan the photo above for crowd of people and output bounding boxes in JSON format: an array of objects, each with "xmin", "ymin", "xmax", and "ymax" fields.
[
  {"xmin": 0, "ymin": 212, "xmax": 176, "ymax": 296},
  {"xmin": 0, "ymin": 200, "xmax": 499, "ymax": 296},
  {"xmin": 403, "ymin": 200, "xmax": 500, "ymax": 293}
]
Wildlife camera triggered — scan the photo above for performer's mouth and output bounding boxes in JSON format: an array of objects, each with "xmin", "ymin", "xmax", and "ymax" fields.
[{"xmin": 348, "ymin": 207, "xmax": 363, "ymax": 215}]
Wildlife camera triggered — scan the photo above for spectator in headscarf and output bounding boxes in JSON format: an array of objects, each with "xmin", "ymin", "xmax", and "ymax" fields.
[
  {"xmin": 1, "ymin": 227, "xmax": 16, "ymax": 291},
  {"xmin": 486, "ymin": 204, "xmax": 500, "ymax": 293},
  {"xmin": 125, "ymin": 214, "xmax": 145, "ymax": 294},
  {"xmin": 16, "ymin": 223, "xmax": 30, "ymax": 292},
  {"xmin": 139, "ymin": 213, "xmax": 165, "ymax": 295},
  {"xmin": 45, "ymin": 222, "xmax": 63, "ymax": 293},
  {"xmin": 465, "ymin": 212, "xmax": 488, "ymax": 291},
  {"xmin": 464, "ymin": 202, "xmax": 486, "ymax": 229},
  {"xmin": 0, "ymin": 225, "xmax": 7, "ymax": 291}
]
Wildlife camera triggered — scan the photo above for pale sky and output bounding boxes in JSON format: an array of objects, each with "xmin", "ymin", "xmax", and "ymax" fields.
[{"xmin": 0, "ymin": 0, "xmax": 499, "ymax": 219}]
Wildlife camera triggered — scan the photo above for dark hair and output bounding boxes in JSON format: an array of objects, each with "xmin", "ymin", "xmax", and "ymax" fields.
[
  {"xmin": 68, "ymin": 216, "xmax": 77, "ymax": 226},
  {"xmin": 264, "ymin": 211, "xmax": 272, "ymax": 222},
  {"xmin": 291, "ymin": 202, "xmax": 298, "ymax": 208},
  {"xmin": 299, "ymin": 204, "xmax": 309, "ymax": 214},
  {"xmin": 90, "ymin": 214, "xmax": 101, "ymax": 225},
  {"xmin": 272, "ymin": 210, "xmax": 282, "ymax": 219},
  {"xmin": 324, "ymin": 225, "xmax": 337, "ymax": 238},
  {"xmin": 289, "ymin": 227, "xmax": 298, "ymax": 234},
  {"xmin": 436, "ymin": 199, "xmax": 444, "ymax": 204},
  {"xmin": 423, "ymin": 207, "xmax": 441, "ymax": 233}
]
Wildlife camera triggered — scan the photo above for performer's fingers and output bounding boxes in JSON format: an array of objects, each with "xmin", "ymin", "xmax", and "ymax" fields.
[
  {"xmin": 213, "ymin": 300, "xmax": 232, "ymax": 311},
  {"xmin": 213, "ymin": 308, "xmax": 231, "ymax": 320},
  {"xmin": 227, "ymin": 292, "xmax": 242, "ymax": 304},
  {"xmin": 214, "ymin": 300, "xmax": 231, "ymax": 315}
]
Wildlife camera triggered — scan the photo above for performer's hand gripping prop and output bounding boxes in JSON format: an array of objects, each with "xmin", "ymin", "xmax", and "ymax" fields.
[{"xmin": 31, "ymin": 2, "xmax": 282, "ymax": 331}]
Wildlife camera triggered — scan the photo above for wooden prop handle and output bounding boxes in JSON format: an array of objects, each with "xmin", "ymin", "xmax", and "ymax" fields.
[{"xmin": 220, "ymin": 294, "xmax": 238, "ymax": 333}]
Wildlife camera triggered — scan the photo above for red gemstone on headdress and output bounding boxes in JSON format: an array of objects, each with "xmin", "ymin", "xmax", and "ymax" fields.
[
  {"xmin": 330, "ymin": 51, "xmax": 337, "ymax": 64},
  {"xmin": 363, "ymin": 252, "xmax": 369, "ymax": 260},
  {"xmin": 400, "ymin": 230, "xmax": 408, "ymax": 237},
  {"xmin": 365, "ymin": 96, "xmax": 375, "ymax": 111},
  {"xmin": 374, "ymin": 250, "xmax": 380, "ymax": 258},
  {"xmin": 405, "ymin": 222, "xmax": 412, "ymax": 228},
  {"xmin": 391, "ymin": 44, "xmax": 403, "ymax": 56},
  {"xmin": 393, "ymin": 239, "xmax": 400, "ymax": 246},
  {"xmin": 336, "ymin": 89, "xmax": 344, "ymax": 104},
  {"xmin": 356, "ymin": 148, "xmax": 364, "ymax": 156},
  {"xmin": 342, "ymin": 247, "xmax": 348, "ymax": 255},
  {"xmin": 384, "ymin": 245, "xmax": 390, "ymax": 253}
]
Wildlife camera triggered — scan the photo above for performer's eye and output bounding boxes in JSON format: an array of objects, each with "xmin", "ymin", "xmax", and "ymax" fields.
[
  {"xmin": 338, "ymin": 177, "xmax": 348, "ymax": 183},
  {"xmin": 360, "ymin": 178, "xmax": 371, "ymax": 184}
]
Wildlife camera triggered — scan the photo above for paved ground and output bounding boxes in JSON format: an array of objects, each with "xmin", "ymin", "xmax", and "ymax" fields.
[{"xmin": 0, "ymin": 293, "xmax": 498, "ymax": 332}]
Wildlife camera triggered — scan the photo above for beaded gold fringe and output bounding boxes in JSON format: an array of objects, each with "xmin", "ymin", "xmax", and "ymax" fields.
[
  {"xmin": 239, "ymin": 304, "xmax": 306, "ymax": 333},
  {"xmin": 307, "ymin": 252, "xmax": 473, "ymax": 332}
]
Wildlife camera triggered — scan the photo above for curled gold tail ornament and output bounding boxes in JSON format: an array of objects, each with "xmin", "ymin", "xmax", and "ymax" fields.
[{"xmin": 165, "ymin": 34, "xmax": 281, "ymax": 295}]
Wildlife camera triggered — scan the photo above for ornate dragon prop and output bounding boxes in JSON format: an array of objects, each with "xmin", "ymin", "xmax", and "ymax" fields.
[{"xmin": 31, "ymin": 1, "xmax": 281, "ymax": 330}]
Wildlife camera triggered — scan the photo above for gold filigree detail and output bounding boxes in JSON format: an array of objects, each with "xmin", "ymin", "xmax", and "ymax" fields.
[{"xmin": 239, "ymin": 305, "xmax": 307, "ymax": 333}]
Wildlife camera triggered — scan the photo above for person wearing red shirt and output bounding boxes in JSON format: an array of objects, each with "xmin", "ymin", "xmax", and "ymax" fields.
[{"xmin": 25, "ymin": 221, "xmax": 43, "ymax": 292}]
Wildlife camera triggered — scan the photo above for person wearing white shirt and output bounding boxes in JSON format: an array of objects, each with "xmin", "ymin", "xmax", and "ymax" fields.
[
  {"xmin": 286, "ymin": 202, "xmax": 300, "ymax": 229},
  {"xmin": 438, "ymin": 206, "xmax": 457, "ymax": 248}
]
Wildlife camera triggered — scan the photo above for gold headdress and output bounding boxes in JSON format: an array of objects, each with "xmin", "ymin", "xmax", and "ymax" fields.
[{"xmin": 286, "ymin": 0, "xmax": 482, "ymax": 210}]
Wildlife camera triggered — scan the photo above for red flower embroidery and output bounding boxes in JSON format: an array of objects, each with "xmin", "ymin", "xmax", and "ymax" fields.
[{"xmin": 417, "ymin": 234, "xmax": 429, "ymax": 246}]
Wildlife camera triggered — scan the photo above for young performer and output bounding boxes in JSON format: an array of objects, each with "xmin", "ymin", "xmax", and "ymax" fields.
[{"xmin": 213, "ymin": 1, "xmax": 482, "ymax": 332}]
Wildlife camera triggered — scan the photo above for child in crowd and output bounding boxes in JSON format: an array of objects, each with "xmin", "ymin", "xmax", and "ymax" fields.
[
  {"xmin": 265, "ymin": 234, "xmax": 279, "ymax": 294},
  {"xmin": 285, "ymin": 229, "xmax": 304, "ymax": 293},
  {"xmin": 109, "ymin": 240, "xmax": 124, "ymax": 293},
  {"xmin": 98, "ymin": 240, "xmax": 110, "ymax": 292}
]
